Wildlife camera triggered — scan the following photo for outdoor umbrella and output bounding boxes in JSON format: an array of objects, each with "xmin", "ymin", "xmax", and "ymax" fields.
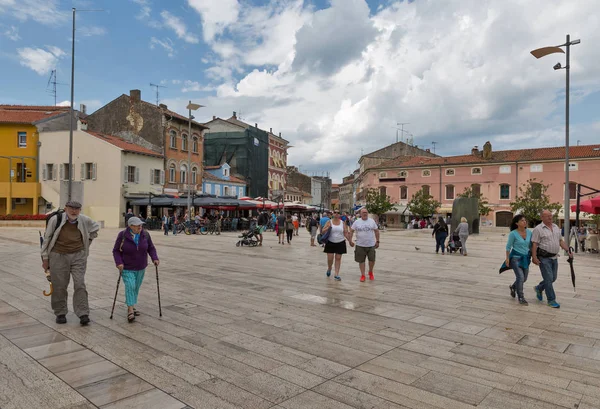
[
  {"xmin": 567, "ymin": 247, "xmax": 576, "ymax": 292},
  {"xmin": 39, "ymin": 231, "xmax": 53, "ymax": 296}
]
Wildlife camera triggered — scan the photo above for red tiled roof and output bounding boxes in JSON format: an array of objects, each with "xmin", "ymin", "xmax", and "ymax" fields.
[
  {"xmin": 86, "ymin": 130, "xmax": 163, "ymax": 157},
  {"xmin": 203, "ymin": 172, "xmax": 245, "ymax": 185},
  {"xmin": 0, "ymin": 105, "xmax": 69, "ymax": 124},
  {"xmin": 375, "ymin": 145, "xmax": 600, "ymax": 170}
]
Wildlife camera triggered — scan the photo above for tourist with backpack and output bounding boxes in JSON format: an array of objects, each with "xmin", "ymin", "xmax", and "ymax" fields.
[
  {"xmin": 41, "ymin": 201, "xmax": 99, "ymax": 325},
  {"xmin": 112, "ymin": 217, "xmax": 159, "ymax": 323}
]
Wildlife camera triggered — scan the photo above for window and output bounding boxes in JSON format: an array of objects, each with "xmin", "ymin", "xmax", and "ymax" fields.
[
  {"xmin": 379, "ymin": 172, "xmax": 387, "ymax": 178},
  {"xmin": 169, "ymin": 130, "xmax": 177, "ymax": 149},
  {"xmin": 224, "ymin": 168, "xmax": 229, "ymax": 177},
  {"xmin": 422, "ymin": 170, "xmax": 431, "ymax": 177},
  {"xmin": 379, "ymin": 186, "xmax": 387, "ymax": 196},
  {"xmin": 169, "ymin": 164, "xmax": 176, "ymax": 183},
  {"xmin": 567, "ymin": 162, "xmax": 578, "ymax": 171},
  {"xmin": 471, "ymin": 184, "xmax": 481, "ymax": 196},
  {"xmin": 569, "ymin": 182, "xmax": 577, "ymax": 200},
  {"xmin": 471, "ymin": 167, "xmax": 482, "ymax": 175},
  {"xmin": 499, "ymin": 165, "xmax": 511, "ymax": 174},
  {"xmin": 126, "ymin": 166, "xmax": 137, "ymax": 183},
  {"xmin": 224, "ymin": 186, "xmax": 230, "ymax": 196},
  {"xmin": 215, "ymin": 185, "xmax": 221, "ymax": 196},
  {"xmin": 445, "ymin": 169, "xmax": 455, "ymax": 176},
  {"xmin": 531, "ymin": 183, "xmax": 542, "ymax": 199},
  {"xmin": 422, "ymin": 185, "xmax": 430, "ymax": 196},
  {"xmin": 181, "ymin": 134, "xmax": 188, "ymax": 151},
  {"xmin": 232, "ymin": 186, "xmax": 237, "ymax": 196},
  {"xmin": 45, "ymin": 164, "xmax": 55, "ymax": 181},
  {"xmin": 530, "ymin": 164, "xmax": 543, "ymax": 172},
  {"xmin": 191, "ymin": 167, "xmax": 198, "ymax": 184},
  {"xmin": 62, "ymin": 163, "xmax": 71, "ymax": 181},
  {"xmin": 445, "ymin": 185, "xmax": 454, "ymax": 200},
  {"xmin": 82, "ymin": 163, "xmax": 96, "ymax": 180},
  {"xmin": 500, "ymin": 184, "xmax": 510, "ymax": 200},
  {"xmin": 400, "ymin": 186, "xmax": 408, "ymax": 200},
  {"xmin": 18, "ymin": 132, "xmax": 26, "ymax": 148},
  {"xmin": 180, "ymin": 164, "xmax": 188, "ymax": 184},
  {"xmin": 205, "ymin": 184, "xmax": 212, "ymax": 194},
  {"xmin": 398, "ymin": 171, "xmax": 407, "ymax": 177},
  {"xmin": 192, "ymin": 136, "xmax": 199, "ymax": 153},
  {"xmin": 151, "ymin": 169, "xmax": 162, "ymax": 185}
]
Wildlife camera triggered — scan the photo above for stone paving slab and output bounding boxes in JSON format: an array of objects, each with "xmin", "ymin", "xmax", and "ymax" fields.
[{"xmin": 0, "ymin": 226, "xmax": 599, "ymax": 408}]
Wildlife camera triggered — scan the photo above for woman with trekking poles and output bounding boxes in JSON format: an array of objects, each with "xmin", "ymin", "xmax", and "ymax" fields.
[{"xmin": 112, "ymin": 217, "xmax": 159, "ymax": 323}]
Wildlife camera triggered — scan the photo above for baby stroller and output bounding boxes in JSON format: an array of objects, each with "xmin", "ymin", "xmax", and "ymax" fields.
[
  {"xmin": 236, "ymin": 226, "xmax": 259, "ymax": 247},
  {"xmin": 447, "ymin": 233, "xmax": 463, "ymax": 254}
]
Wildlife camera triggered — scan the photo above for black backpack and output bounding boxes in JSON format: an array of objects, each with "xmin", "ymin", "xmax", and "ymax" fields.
[{"xmin": 42, "ymin": 210, "xmax": 64, "ymax": 244}]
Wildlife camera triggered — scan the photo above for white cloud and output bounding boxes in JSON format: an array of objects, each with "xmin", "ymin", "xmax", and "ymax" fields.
[
  {"xmin": 187, "ymin": 0, "xmax": 239, "ymax": 42},
  {"xmin": 1, "ymin": 0, "xmax": 67, "ymax": 26},
  {"xmin": 17, "ymin": 45, "xmax": 65, "ymax": 75},
  {"xmin": 181, "ymin": 80, "xmax": 214, "ymax": 93},
  {"xmin": 149, "ymin": 37, "xmax": 175, "ymax": 58},
  {"xmin": 79, "ymin": 26, "xmax": 107, "ymax": 37},
  {"xmin": 56, "ymin": 100, "xmax": 71, "ymax": 107},
  {"xmin": 3, "ymin": 25, "xmax": 20, "ymax": 41},
  {"xmin": 160, "ymin": 10, "xmax": 199, "ymax": 44}
]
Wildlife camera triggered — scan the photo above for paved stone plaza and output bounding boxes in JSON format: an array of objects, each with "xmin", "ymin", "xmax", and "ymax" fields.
[{"xmin": 1, "ymin": 226, "xmax": 600, "ymax": 409}]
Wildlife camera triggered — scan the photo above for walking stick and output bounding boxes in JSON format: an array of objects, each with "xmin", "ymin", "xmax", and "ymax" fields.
[
  {"xmin": 155, "ymin": 264, "xmax": 162, "ymax": 317},
  {"xmin": 109, "ymin": 271, "xmax": 122, "ymax": 319},
  {"xmin": 39, "ymin": 231, "xmax": 53, "ymax": 296}
]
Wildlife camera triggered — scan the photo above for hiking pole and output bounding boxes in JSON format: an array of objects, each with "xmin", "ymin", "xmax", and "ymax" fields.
[
  {"xmin": 109, "ymin": 271, "xmax": 122, "ymax": 319},
  {"xmin": 155, "ymin": 264, "xmax": 162, "ymax": 317}
]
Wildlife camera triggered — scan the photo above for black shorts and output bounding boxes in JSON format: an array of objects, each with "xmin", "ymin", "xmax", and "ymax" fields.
[{"xmin": 324, "ymin": 240, "xmax": 347, "ymax": 254}]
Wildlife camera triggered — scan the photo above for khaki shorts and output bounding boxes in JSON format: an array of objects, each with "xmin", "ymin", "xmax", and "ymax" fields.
[{"xmin": 355, "ymin": 245, "xmax": 376, "ymax": 263}]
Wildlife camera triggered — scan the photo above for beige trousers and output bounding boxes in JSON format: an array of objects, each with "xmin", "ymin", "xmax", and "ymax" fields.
[{"xmin": 49, "ymin": 250, "xmax": 89, "ymax": 317}]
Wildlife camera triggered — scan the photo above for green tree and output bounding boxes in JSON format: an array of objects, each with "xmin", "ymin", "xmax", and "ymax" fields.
[
  {"xmin": 456, "ymin": 186, "xmax": 492, "ymax": 216},
  {"xmin": 407, "ymin": 189, "xmax": 441, "ymax": 219},
  {"xmin": 510, "ymin": 178, "xmax": 562, "ymax": 225},
  {"xmin": 365, "ymin": 188, "xmax": 394, "ymax": 217}
]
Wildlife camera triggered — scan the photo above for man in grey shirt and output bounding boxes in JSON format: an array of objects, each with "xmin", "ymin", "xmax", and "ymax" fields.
[{"xmin": 532, "ymin": 209, "xmax": 573, "ymax": 308}]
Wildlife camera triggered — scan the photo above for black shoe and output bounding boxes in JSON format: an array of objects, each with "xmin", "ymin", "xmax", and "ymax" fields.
[
  {"xmin": 509, "ymin": 285, "xmax": 516, "ymax": 298},
  {"xmin": 519, "ymin": 298, "xmax": 529, "ymax": 305},
  {"xmin": 56, "ymin": 315, "xmax": 67, "ymax": 324},
  {"xmin": 79, "ymin": 315, "xmax": 90, "ymax": 326}
]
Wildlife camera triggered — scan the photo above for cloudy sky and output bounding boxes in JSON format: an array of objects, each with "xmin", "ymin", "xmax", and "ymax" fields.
[{"xmin": 1, "ymin": 0, "xmax": 599, "ymax": 182}]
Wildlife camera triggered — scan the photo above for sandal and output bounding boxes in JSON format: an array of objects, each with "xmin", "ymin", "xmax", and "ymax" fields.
[
  {"xmin": 127, "ymin": 312, "xmax": 135, "ymax": 323},
  {"xmin": 133, "ymin": 308, "xmax": 140, "ymax": 316}
]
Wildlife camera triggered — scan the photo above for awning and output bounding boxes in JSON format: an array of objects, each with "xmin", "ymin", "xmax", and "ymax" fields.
[
  {"xmin": 385, "ymin": 205, "xmax": 411, "ymax": 215},
  {"xmin": 437, "ymin": 207, "xmax": 453, "ymax": 213},
  {"xmin": 571, "ymin": 197, "xmax": 600, "ymax": 215},
  {"xmin": 559, "ymin": 208, "xmax": 594, "ymax": 220}
]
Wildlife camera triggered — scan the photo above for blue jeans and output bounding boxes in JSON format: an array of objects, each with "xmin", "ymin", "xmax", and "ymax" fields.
[
  {"xmin": 536, "ymin": 257, "xmax": 558, "ymax": 302},
  {"xmin": 510, "ymin": 257, "xmax": 529, "ymax": 298},
  {"xmin": 435, "ymin": 233, "xmax": 447, "ymax": 253},
  {"xmin": 172, "ymin": 223, "xmax": 177, "ymax": 235}
]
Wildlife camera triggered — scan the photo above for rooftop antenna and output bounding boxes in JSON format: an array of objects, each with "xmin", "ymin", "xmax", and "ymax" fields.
[
  {"xmin": 431, "ymin": 141, "xmax": 438, "ymax": 154},
  {"xmin": 149, "ymin": 83, "xmax": 167, "ymax": 106},
  {"xmin": 397, "ymin": 122, "xmax": 409, "ymax": 143},
  {"xmin": 46, "ymin": 69, "xmax": 66, "ymax": 106}
]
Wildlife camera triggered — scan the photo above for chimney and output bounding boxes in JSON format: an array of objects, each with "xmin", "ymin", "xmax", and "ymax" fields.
[
  {"xmin": 270, "ymin": 127, "xmax": 272, "ymax": 133},
  {"xmin": 471, "ymin": 146, "xmax": 479, "ymax": 155},
  {"xmin": 159, "ymin": 103, "xmax": 167, "ymax": 109},
  {"xmin": 79, "ymin": 104, "xmax": 87, "ymax": 114},
  {"xmin": 425, "ymin": 148, "xmax": 430, "ymax": 153},
  {"xmin": 130, "ymin": 89, "xmax": 141, "ymax": 103},
  {"xmin": 232, "ymin": 111, "xmax": 237, "ymax": 119},
  {"xmin": 279, "ymin": 132, "xmax": 281, "ymax": 137},
  {"xmin": 213, "ymin": 115, "xmax": 216, "ymax": 120},
  {"xmin": 255, "ymin": 123, "xmax": 258, "ymax": 128}
]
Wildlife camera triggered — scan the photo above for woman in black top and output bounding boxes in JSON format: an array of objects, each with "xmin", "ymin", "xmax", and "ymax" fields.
[{"xmin": 432, "ymin": 216, "xmax": 449, "ymax": 254}]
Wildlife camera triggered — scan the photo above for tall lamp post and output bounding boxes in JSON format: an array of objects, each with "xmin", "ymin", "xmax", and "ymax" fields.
[
  {"xmin": 530, "ymin": 34, "xmax": 580, "ymax": 241},
  {"xmin": 186, "ymin": 102, "xmax": 204, "ymax": 221}
]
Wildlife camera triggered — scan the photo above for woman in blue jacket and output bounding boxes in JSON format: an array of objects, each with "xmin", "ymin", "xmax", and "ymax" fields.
[
  {"xmin": 505, "ymin": 214, "xmax": 532, "ymax": 305},
  {"xmin": 113, "ymin": 217, "xmax": 159, "ymax": 322}
]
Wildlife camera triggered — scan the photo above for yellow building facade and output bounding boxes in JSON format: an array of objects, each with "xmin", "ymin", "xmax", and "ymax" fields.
[{"xmin": 0, "ymin": 123, "xmax": 41, "ymax": 214}]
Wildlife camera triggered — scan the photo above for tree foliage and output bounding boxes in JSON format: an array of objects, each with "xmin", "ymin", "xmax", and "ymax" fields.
[
  {"xmin": 456, "ymin": 186, "xmax": 492, "ymax": 216},
  {"xmin": 365, "ymin": 188, "xmax": 394, "ymax": 216},
  {"xmin": 510, "ymin": 178, "xmax": 562, "ymax": 224},
  {"xmin": 407, "ymin": 190, "xmax": 441, "ymax": 219}
]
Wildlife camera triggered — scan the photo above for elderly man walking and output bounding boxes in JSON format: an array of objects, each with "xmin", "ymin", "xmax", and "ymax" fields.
[
  {"xmin": 41, "ymin": 201, "xmax": 100, "ymax": 325},
  {"xmin": 348, "ymin": 208, "xmax": 380, "ymax": 282},
  {"xmin": 532, "ymin": 209, "xmax": 573, "ymax": 308}
]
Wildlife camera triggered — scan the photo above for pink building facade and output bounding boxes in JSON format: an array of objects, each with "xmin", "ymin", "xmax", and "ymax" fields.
[{"xmin": 360, "ymin": 144, "xmax": 600, "ymax": 227}]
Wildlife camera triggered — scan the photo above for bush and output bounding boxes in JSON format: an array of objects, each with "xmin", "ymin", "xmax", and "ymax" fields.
[{"xmin": 0, "ymin": 214, "xmax": 47, "ymax": 221}]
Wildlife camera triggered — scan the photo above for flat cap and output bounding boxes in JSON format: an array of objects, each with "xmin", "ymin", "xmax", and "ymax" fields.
[{"xmin": 65, "ymin": 201, "xmax": 82, "ymax": 209}]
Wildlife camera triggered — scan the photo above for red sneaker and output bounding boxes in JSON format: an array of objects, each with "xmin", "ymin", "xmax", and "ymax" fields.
[
  {"xmin": 368, "ymin": 272, "xmax": 374, "ymax": 281},
  {"xmin": 360, "ymin": 275, "xmax": 366, "ymax": 282}
]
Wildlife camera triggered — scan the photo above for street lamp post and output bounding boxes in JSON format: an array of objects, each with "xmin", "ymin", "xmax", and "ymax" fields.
[
  {"xmin": 186, "ymin": 102, "xmax": 204, "ymax": 222},
  {"xmin": 531, "ymin": 34, "xmax": 580, "ymax": 242}
]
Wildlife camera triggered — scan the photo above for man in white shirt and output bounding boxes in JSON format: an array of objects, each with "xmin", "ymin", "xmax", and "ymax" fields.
[{"xmin": 348, "ymin": 208, "xmax": 380, "ymax": 282}]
